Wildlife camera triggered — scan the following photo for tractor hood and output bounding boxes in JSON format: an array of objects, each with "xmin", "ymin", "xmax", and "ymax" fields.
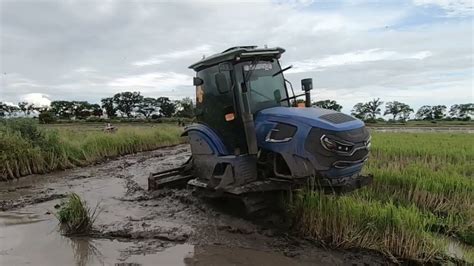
[{"xmin": 255, "ymin": 106, "xmax": 364, "ymax": 131}]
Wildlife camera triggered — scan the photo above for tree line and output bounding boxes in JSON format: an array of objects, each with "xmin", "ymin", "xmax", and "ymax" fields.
[
  {"xmin": 347, "ymin": 98, "xmax": 472, "ymax": 122},
  {"xmin": 0, "ymin": 91, "xmax": 195, "ymax": 121},
  {"xmin": 1, "ymin": 93, "xmax": 472, "ymax": 123}
]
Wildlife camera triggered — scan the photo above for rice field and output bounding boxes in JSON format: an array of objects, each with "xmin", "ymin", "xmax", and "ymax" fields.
[
  {"xmin": 0, "ymin": 119, "xmax": 184, "ymax": 180},
  {"xmin": 291, "ymin": 132, "xmax": 474, "ymax": 263}
]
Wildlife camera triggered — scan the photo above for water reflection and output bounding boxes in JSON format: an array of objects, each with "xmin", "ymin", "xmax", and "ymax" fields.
[{"xmin": 67, "ymin": 237, "xmax": 104, "ymax": 266}]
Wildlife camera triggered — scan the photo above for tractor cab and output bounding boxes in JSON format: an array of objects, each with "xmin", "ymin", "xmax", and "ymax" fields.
[{"xmin": 190, "ymin": 46, "xmax": 309, "ymax": 156}]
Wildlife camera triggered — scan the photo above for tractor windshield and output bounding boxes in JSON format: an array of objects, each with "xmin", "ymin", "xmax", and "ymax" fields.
[{"xmin": 240, "ymin": 60, "xmax": 289, "ymax": 113}]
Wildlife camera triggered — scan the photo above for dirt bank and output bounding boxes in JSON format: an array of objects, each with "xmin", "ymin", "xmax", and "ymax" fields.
[{"xmin": 0, "ymin": 145, "xmax": 389, "ymax": 265}]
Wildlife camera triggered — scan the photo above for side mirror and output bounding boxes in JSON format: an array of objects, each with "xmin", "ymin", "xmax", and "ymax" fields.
[
  {"xmin": 193, "ymin": 77, "xmax": 204, "ymax": 86},
  {"xmin": 301, "ymin": 78, "xmax": 313, "ymax": 91},
  {"xmin": 215, "ymin": 73, "xmax": 229, "ymax": 93},
  {"xmin": 273, "ymin": 90, "xmax": 281, "ymax": 102}
]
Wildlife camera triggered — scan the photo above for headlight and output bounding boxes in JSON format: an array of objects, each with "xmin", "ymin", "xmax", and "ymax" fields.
[
  {"xmin": 365, "ymin": 135, "xmax": 372, "ymax": 149},
  {"xmin": 265, "ymin": 123, "xmax": 297, "ymax": 143},
  {"xmin": 320, "ymin": 135, "xmax": 354, "ymax": 153}
]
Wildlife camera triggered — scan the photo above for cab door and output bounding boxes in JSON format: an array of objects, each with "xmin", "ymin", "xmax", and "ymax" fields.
[{"xmin": 194, "ymin": 63, "xmax": 247, "ymax": 155}]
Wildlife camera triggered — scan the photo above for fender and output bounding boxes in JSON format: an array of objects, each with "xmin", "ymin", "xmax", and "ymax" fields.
[{"xmin": 182, "ymin": 124, "xmax": 229, "ymax": 156}]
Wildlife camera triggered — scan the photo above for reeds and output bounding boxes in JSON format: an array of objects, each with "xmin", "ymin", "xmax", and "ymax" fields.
[
  {"xmin": 292, "ymin": 132, "xmax": 474, "ymax": 263},
  {"xmin": 0, "ymin": 119, "xmax": 183, "ymax": 180}
]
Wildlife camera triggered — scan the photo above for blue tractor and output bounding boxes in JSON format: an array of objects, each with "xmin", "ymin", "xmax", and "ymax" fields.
[{"xmin": 149, "ymin": 46, "xmax": 372, "ymax": 213}]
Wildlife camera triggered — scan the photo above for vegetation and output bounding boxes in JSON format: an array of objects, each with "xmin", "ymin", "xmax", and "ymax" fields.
[
  {"xmin": 312, "ymin": 99, "xmax": 342, "ymax": 111},
  {"xmin": 56, "ymin": 193, "xmax": 99, "ymax": 235},
  {"xmin": 0, "ymin": 118, "xmax": 184, "ymax": 180},
  {"xmin": 291, "ymin": 132, "xmax": 474, "ymax": 263}
]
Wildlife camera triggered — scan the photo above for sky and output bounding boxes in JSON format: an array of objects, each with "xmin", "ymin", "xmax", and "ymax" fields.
[{"xmin": 0, "ymin": 0, "xmax": 473, "ymax": 114}]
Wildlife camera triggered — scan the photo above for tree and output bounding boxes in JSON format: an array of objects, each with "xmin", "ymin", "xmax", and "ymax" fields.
[
  {"xmin": 113, "ymin": 91, "xmax": 143, "ymax": 118},
  {"xmin": 312, "ymin": 99, "xmax": 342, "ymax": 112},
  {"xmin": 384, "ymin": 101, "xmax": 413, "ymax": 121},
  {"xmin": 38, "ymin": 110, "xmax": 56, "ymax": 124},
  {"xmin": 175, "ymin": 97, "xmax": 195, "ymax": 118},
  {"xmin": 0, "ymin": 103, "xmax": 19, "ymax": 117},
  {"xmin": 366, "ymin": 98, "xmax": 383, "ymax": 120},
  {"xmin": 399, "ymin": 104, "xmax": 414, "ymax": 122},
  {"xmin": 0, "ymin": 102, "xmax": 7, "ymax": 117},
  {"xmin": 416, "ymin": 105, "xmax": 433, "ymax": 120},
  {"xmin": 50, "ymin": 101, "xmax": 74, "ymax": 119},
  {"xmin": 18, "ymin": 101, "xmax": 35, "ymax": 116},
  {"xmin": 449, "ymin": 103, "xmax": 473, "ymax": 120},
  {"xmin": 431, "ymin": 105, "xmax": 446, "ymax": 120},
  {"xmin": 89, "ymin": 104, "xmax": 103, "ymax": 117},
  {"xmin": 351, "ymin": 103, "xmax": 369, "ymax": 120},
  {"xmin": 157, "ymin": 97, "xmax": 176, "ymax": 117},
  {"xmin": 136, "ymin": 97, "xmax": 160, "ymax": 118},
  {"xmin": 101, "ymin": 97, "xmax": 116, "ymax": 118}
]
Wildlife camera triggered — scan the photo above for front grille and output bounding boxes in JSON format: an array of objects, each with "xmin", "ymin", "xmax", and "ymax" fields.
[
  {"xmin": 305, "ymin": 126, "xmax": 370, "ymax": 169},
  {"xmin": 319, "ymin": 113, "xmax": 356, "ymax": 124}
]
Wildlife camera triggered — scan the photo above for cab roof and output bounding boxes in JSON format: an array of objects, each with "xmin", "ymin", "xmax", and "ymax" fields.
[{"xmin": 189, "ymin": 46, "xmax": 285, "ymax": 71}]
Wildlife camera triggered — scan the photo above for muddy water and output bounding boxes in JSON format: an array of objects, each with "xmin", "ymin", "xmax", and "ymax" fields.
[{"xmin": 0, "ymin": 145, "xmax": 387, "ymax": 265}]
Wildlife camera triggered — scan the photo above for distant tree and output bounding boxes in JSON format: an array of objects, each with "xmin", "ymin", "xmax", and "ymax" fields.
[
  {"xmin": 38, "ymin": 110, "xmax": 56, "ymax": 124},
  {"xmin": 449, "ymin": 103, "xmax": 473, "ymax": 120},
  {"xmin": 351, "ymin": 103, "xmax": 369, "ymax": 120},
  {"xmin": 0, "ymin": 102, "xmax": 7, "ymax": 117},
  {"xmin": 415, "ymin": 105, "xmax": 446, "ymax": 120},
  {"xmin": 384, "ymin": 101, "xmax": 413, "ymax": 121},
  {"xmin": 71, "ymin": 101, "xmax": 90, "ymax": 119},
  {"xmin": 0, "ymin": 103, "xmax": 19, "ymax": 117},
  {"xmin": 399, "ymin": 104, "xmax": 414, "ymax": 122},
  {"xmin": 136, "ymin": 97, "xmax": 160, "ymax": 118},
  {"xmin": 416, "ymin": 105, "xmax": 433, "ymax": 120},
  {"xmin": 101, "ymin": 97, "xmax": 116, "ymax": 118},
  {"xmin": 50, "ymin": 101, "xmax": 74, "ymax": 119},
  {"xmin": 113, "ymin": 92, "xmax": 143, "ymax": 118},
  {"xmin": 432, "ymin": 105, "xmax": 446, "ymax": 120},
  {"xmin": 175, "ymin": 97, "xmax": 195, "ymax": 118},
  {"xmin": 157, "ymin": 97, "xmax": 176, "ymax": 117},
  {"xmin": 312, "ymin": 99, "xmax": 342, "ymax": 112},
  {"xmin": 90, "ymin": 104, "xmax": 103, "ymax": 117},
  {"xmin": 18, "ymin": 101, "xmax": 35, "ymax": 116},
  {"xmin": 366, "ymin": 98, "xmax": 383, "ymax": 120}
]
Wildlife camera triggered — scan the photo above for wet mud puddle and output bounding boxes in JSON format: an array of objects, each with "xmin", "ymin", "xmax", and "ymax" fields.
[{"xmin": 0, "ymin": 145, "xmax": 387, "ymax": 266}]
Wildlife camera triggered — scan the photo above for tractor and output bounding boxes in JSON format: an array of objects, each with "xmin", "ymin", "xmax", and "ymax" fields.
[{"xmin": 149, "ymin": 46, "xmax": 372, "ymax": 213}]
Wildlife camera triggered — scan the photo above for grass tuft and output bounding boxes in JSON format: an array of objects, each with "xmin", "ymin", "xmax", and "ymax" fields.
[{"xmin": 55, "ymin": 193, "xmax": 99, "ymax": 236}]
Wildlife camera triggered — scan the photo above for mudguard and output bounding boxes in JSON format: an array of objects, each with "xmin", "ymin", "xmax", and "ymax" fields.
[{"xmin": 182, "ymin": 124, "xmax": 229, "ymax": 156}]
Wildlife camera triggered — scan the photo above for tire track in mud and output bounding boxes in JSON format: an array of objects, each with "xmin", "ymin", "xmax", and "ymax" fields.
[{"xmin": 0, "ymin": 144, "xmax": 390, "ymax": 265}]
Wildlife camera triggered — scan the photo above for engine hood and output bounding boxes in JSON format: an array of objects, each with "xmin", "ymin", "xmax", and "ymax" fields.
[{"xmin": 255, "ymin": 106, "xmax": 364, "ymax": 131}]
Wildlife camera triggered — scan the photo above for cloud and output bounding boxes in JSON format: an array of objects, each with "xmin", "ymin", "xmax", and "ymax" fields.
[
  {"xmin": 288, "ymin": 49, "xmax": 433, "ymax": 73},
  {"xmin": 132, "ymin": 45, "xmax": 213, "ymax": 67},
  {"xmin": 107, "ymin": 72, "xmax": 192, "ymax": 88},
  {"xmin": 0, "ymin": 0, "xmax": 472, "ymax": 113},
  {"xmin": 413, "ymin": 0, "xmax": 473, "ymax": 17},
  {"xmin": 20, "ymin": 93, "xmax": 51, "ymax": 107}
]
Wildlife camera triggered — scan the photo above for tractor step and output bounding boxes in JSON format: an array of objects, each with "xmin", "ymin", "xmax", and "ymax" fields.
[{"xmin": 148, "ymin": 166, "xmax": 193, "ymax": 190}]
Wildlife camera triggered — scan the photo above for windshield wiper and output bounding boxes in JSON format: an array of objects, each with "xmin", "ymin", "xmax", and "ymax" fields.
[{"xmin": 272, "ymin": 65, "xmax": 293, "ymax": 77}]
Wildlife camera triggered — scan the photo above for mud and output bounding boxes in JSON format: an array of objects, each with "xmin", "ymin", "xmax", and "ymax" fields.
[{"xmin": 0, "ymin": 144, "xmax": 389, "ymax": 265}]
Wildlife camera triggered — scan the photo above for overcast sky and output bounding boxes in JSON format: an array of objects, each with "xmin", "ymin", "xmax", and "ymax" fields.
[{"xmin": 1, "ymin": 0, "xmax": 473, "ymax": 113}]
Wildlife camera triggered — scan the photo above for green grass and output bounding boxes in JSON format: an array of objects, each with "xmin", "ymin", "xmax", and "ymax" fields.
[
  {"xmin": 291, "ymin": 132, "xmax": 474, "ymax": 263},
  {"xmin": 0, "ymin": 119, "xmax": 184, "ymax": 180},
  {"xmin": 56, "ymin": 193, "xmax": 98, "ymax": 235}
]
